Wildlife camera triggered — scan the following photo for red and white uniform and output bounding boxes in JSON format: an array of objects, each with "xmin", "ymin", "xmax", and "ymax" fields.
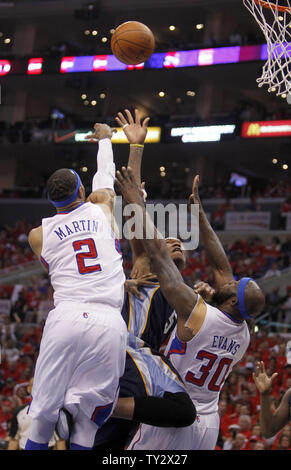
[
  {"xmin": 128, "ymin": 296, "xmax": 250, "ymax": 450},
  {"xmin": 41, "ymin": 202, "xmax": 125, "ymax": 310},
  {"xmin": 28, "ymin": 202, "xmax": 127, "ymax": 426}
]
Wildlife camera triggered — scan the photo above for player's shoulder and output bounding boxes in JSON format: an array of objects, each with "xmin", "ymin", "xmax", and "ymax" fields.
[
  {"xmin": 28, "ymin": 225, "xmax": 42, "ymax": 243},
  {"xmin": 87, "ymin": 189, "xmax": 115, "ymax": 206}
]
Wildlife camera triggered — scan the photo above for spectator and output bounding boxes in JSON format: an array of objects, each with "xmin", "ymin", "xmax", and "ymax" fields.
[
  {"xmin": 250, "ymin": 423, "xmax": 262, "ymax": 437},
  {"xmin": 7, "ymin": 379, "xmax": 66, "ymax": 450},
  {"xmin": 10, "ymin": 383, "xmax": 30, "ymax": 409},
  {"xmin": 1, "ymin": 378, "xmax": 16, "ymax": 398},
  {"xmin": 273, "ymin": 433, "xmax": 291, "ymax": 450},
  {"xmin": 281, "ymin": 287, "xmax": 291, "ymax": 328},
  {"xmin": 3, "ymin": 338, "xmax": 20, "ymax": 363},
  {"xmin": 237, "ymin": 414, "xmax": 252, "ymax": 440},
  {"xmin": 218, "ymin": 399, "xmax": 233, "ymax": 437},
  {"xmin": 252, "ymin": 439, "xmax": 268, "ymax": 450},
  {"xmin": 281, "ymin": 196, "xmax": 291, "ymax": 214},
  {"xmin": 263, "ymin": 262, "xmax": 282, "ymax": 278},
  {"xmin": 0, "ymin": 400, "xmax": 13, "ymax": 441},
  {"xmin": 229, "ymin": 432, "xmax": 248, "ymax": 450}
]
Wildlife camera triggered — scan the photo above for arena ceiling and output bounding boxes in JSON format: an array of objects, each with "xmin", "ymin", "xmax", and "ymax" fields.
[{"xmin": 0, "ymin": 0, "xmax": 290, "ymax": 163}]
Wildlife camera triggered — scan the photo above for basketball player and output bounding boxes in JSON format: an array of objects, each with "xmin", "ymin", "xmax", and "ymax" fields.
[
  {"xmin": 81, "ymin": 109, "xmax": 196, "ymax": 450},
  {"xmin": 24, "ymin": 124, "xmax": 128, "ymax": 450},
  {"xmin": 114, "ymin": 109, "xmax": 185, "ymax": 352},
  {"xmin": 115, "ymin": 167, "xmax": 265, "ymax": 450},
  {"xmin": 253, "ymin": 360, "xmax": 291, "ymax": 438}
]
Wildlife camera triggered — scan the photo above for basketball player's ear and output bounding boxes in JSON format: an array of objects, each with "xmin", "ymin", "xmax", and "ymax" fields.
[
  {"xmin": 230, "ymin": 295, "xmax": 238, "ymax": 306},
  {"xmin": 79, "ymin": 184, "xmax": 86, "ymax": 201}
]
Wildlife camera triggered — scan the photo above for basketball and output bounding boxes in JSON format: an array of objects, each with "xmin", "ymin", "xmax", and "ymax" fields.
[{"xmin": 111, "ymin": 21, "xmax": 155, "ymax": 65}]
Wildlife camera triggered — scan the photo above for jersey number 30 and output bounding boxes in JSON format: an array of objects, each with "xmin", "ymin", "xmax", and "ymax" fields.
[
  {"xmin": 73, "ymin": 238, "xmax": 101, "ymax": 274},
  {"xmin": 186, "ymin": 350, "xmax": 233, "ymax": 392}
]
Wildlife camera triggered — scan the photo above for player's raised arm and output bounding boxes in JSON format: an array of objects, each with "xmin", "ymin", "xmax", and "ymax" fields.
[
  {"xmin": 253, "ymin": 361, "xmax": 291, "ymax": 438},
  {"xmin": 115, "ymin": 108, "xmax": 150, "ymax": 188},
  {"xmin": 115, "ymin": 167, "xmax": 198, "ymax": 326},
  {"xmin": 190, "ymin": 175, "xmax": 234, "ymax": 288},
  {"xmin": 85, "ymin": 123, "xmax": 116, "ymax": 209},
  {"xmin": 115, "ymin": 108, "xmax": 150, "ymax": 264}
]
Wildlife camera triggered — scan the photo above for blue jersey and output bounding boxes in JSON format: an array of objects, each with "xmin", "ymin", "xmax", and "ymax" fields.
[
  {"xmin": 94, "ymin": 285, "xmax": 182, "ymax": 450},
  {"xmin": 122, "ymin": 285, "xmax": 177, "ymax": 352},
  {"xmin": 94, "ymin": 346, "xmax": 185, "ymax": 449}
]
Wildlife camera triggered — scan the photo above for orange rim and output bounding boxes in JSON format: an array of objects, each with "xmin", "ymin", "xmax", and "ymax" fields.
[{"xmin": 254, "ymin": 0, "xmax": 291, "ymax": 12}]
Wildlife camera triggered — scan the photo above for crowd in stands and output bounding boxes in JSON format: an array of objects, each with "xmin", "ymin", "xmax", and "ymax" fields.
[
  {"xmin": 216, "ymin": 329, "xmax": 291, "ymax": 450},
  {"xmin": 0, "ymin": 274, "xmax": 51, "ymax": 449},
  {"xmin": 0, "ymin": 218, "xmax": 290, "ymax": 281},
  {"xmin": 0, "ymin": 222, "xmax": 36, "ymax": 271},
  {"xmin": 0, "ymin": 280, "xmax": 290, "ymax": 450},
  {"xmin": 181, "ymin": 235, "xmax": 291, "ymax": 287},
  {"xmin": 1, "ymin": 220, "xmax": 290, "ymax": 277}
]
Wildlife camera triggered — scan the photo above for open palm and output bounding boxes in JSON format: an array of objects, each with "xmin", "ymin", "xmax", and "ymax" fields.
[
  {"xmin": 253, "ymin": 361, "xmax": 278, "ymax": 394},
  {"xmin": 115, "ymin": 109, "xmax": 150, "ymax": 145}
]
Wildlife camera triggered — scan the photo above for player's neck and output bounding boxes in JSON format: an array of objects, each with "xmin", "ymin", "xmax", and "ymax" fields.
[
  {"xmin": 56, "ymin": 199, "xmax": 84, "ymax": 214},
  {"xmin": 219, "ymin": 306, "xmax": 244, "ymax": 323}
]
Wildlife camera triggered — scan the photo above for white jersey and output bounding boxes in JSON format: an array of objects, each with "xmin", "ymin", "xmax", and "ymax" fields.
[
  {"xmin": 41, "ymin": 202, "xmax": 125, "ymax": 309},
  {"xmin": 165, "ymin": 298, "xmax": 250, "ymax": 415}
]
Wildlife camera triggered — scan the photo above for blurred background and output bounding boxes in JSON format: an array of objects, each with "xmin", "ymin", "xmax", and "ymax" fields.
[{"xmin": 0, "ymin": 0, "xmax": 290, "ymax": 451}]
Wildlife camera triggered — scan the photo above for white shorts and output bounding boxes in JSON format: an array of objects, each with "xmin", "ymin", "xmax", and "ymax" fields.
[
  {"xmin": 28, "ymin": 301, "xmax": 127, "ymax": 425},
  {"xmin": 127, "ymin": 412, "xmax": 220, "ymax": 450}
]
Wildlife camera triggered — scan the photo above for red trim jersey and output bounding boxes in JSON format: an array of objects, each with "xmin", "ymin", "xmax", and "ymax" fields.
[
  {"xmin": 41, "ymin": 202, "xmax": 125, "ymax": 309},
  {"xmin": 166, "ymin": 297, "xmax": 250, "ymax": 415}
]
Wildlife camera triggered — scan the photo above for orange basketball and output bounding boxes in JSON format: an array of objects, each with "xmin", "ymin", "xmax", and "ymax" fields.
[{"xmin": 111, "ymin": 21, "xmax": 155, "ymax": 65}]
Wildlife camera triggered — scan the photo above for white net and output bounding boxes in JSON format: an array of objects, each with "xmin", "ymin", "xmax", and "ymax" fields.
[{"xmin": 243, "ymin": 0, "xmax": 291, "ymax": 96}]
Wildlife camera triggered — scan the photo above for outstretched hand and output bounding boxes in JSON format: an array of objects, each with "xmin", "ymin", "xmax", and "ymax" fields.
[
  {"xmin": 85, "ymin": 123, "xmax": 116, "ymax": 142},
  {"xmin": 253, "ymin": 361, "xmax": 278, "ymax": 395},
  {"xmin": 193, "ymin": 281, "xmax": 215, "ymax": 303},
  {"xmin": 125, "ymin": 274, "xmax": 159, "ymax": 300},
  {"xmin": 115, "ymin": 166, "xmax": 144, "ymax": 205},
  {"xmin": 115, "ymin": 108, "xmax": 150, "ymax": 145}
]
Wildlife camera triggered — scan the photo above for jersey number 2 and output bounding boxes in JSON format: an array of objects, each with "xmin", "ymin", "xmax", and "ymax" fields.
[{"xmin": 73, "ymin": 238, "xmax": 101, "ymax": 274}]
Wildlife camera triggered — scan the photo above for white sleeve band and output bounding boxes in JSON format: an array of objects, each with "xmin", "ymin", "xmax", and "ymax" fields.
[{"xmin": 92, "ymin": 138, "xmax": 116, "ymax": 191}]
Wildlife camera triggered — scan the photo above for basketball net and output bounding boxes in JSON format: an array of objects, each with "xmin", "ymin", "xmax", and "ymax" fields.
[{"xmin": 243, "ymin": 0, "xmax": 291, "ymax": 96}]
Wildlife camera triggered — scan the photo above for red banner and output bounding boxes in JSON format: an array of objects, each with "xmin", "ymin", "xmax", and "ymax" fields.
[{"xmin": 242, "ymin": 120, "xmax": 291, "ymax": 138}]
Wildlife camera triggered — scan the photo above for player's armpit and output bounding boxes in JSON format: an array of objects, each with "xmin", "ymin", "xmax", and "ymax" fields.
[
  {"xmin": 177, "ymin": 294, "xmax": 207, "ymax": 342},
  {"xmin": 28, "ymin": 225, "xmax": 43, "ymax": 259},
  {"xmin": 131, "ymin": 253, "xmax": 152, "ymax": 279}
]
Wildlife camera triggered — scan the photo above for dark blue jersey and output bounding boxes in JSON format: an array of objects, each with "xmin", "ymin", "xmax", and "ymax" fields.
[
  {"xmin": 122, "ymin": 285, "xmax": 177, "ymax": 353},
  {"xmin": 94, "ymin": 285, "xmax": 179, "ymax": 450}
]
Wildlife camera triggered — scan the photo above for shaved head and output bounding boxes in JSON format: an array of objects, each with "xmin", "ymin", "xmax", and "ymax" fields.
[
  {"xmin": 244, "ymin": 280, "xmax": 265, "ymax": 318},
  {"xmin": 213, "ymin": 278, "xmax": 265, "ymax": 320}
]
